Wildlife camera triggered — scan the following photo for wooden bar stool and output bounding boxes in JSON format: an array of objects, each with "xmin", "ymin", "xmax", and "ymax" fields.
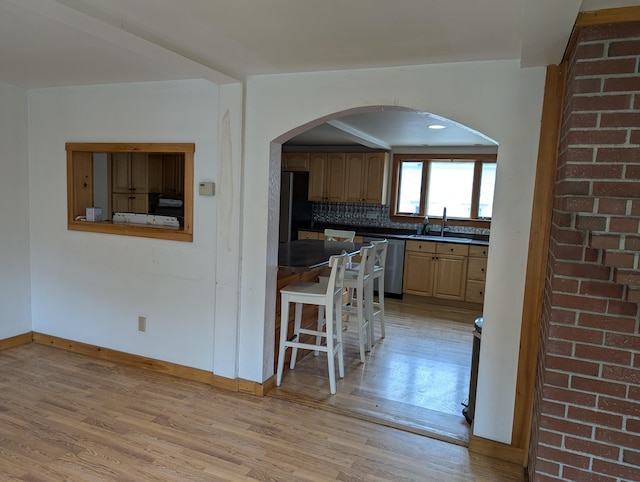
[{"xmin": 276, "ymin": 253, "xmax": 349, "ymax": 394}]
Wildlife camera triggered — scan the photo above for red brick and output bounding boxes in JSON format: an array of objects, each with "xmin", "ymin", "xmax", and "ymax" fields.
[
  {"xmin": 553, "ymin": 229, "xmax": 585, "ymax": 245},
  {"xmin": 546, "ymin": 369, "xmax": 571, "ymax": 388},
  {"xmin": 550, "ymin": 308, "xmax": 578, "ymax": 325},
  {"xmin": 608, "ymin": 39, "xmax": 640, "ymax": 57},
  {"xmin": 575, "ymin": 58, "xmax": 637, "ymax": 76},
  {"xmin": 627, "ymin": 418, "xmax": 640, "ymax": 433},
  {"xmin": 593, "ymin": 181, "xmax": 640, "ymax": 198},
  {"xmin": 546, "ymin": 355, "xmax": 600, "ymax": 377},
  {"xmin": 548, "ymin": 339, "xmax": 574, "ymax": 356},
  {"xmin": 592, "ymin": 458, "xmax": 640, "ymax": 481},
  {"xmin": 581, "ymin": 22, "xmax": 640, "ymax": 42},
  {"xmin": 565, "ymin": 163, "xmax": 625, "ymax": 180},
  {"xmin": 558, "ymin": 195, "xmax": 595, "ymax": 213},
  {"xmin": 605, "ymin": 332, "xmax": 640, "ymax": 350},
  {"xmin": 572, "ymin": 94, "xmax": 631, "ymax": 112},
  {"xmin": 541, "ymin": 398, "xmax": 568, "ymax": 417},
  {"xmin": 552, "ymin": 210, "xmax": 574, "ymax": 228},
  {"xmin": 609, "ymin": 216, "xmax": 640, "ymax": 233},
  {"xmin": 575, "ymin": 344, "xmax": 632, "ymax": 365},
  {"xmin": 565, "ymin": 147, "xmax": 596, "ymax": 162},
  {"xmin": 589, "ymin": 233, "xmax": 620, "ymax": 249},
  {"xmin": 575, "ymin": 215, "xmax": 607, "ymax": 231},
  {"xmin": 579, "ymin": 312, "xmax": 637, "ymax": 333},
  {"xmin": 624, "ymin": 235, "xmax": 640, "ymax": 250},
  {"xmin": 607, "ymin": 299, "xmax": 640, "ymax": 316},
  {"xmin": 565, "ymin": 434, "xmax": 621, "ymax": 458},
  {"xmin": 604, "ymin": 76, "xmax": 640, "ymax": 92},
  {"xmin": 596, "ymin": 147, "xmax": 640, "ymax": 163},
  {"xmin": 623, "ymin": 449, "xmax": 640, "ymax": 467},
  {"xmin": 552, "ymin": 293, "xmax": 608, "ymax": 313},
  {"xmin": 583, "ymin": 247, "xmax": 600, "ymax": 263},
  {"xmin": 626, "ymin": 164, "xmax": 640, "ymax": 178},
  {"xmin": 603, "ymin": 251, "xmax": 636, "ymax": 269},
  {"xmin": 571, "ymin": 376, "xmax": 628, "ymax": 398},
  {"xmin": 580, "ymin": 280, "xmax": 624, "ymax": 299},
  {"xmin": 555, "ymin": 180, "xmax": 591, "ymax": 196},
  {"xmin": 596, "ymin": 427, "xmax": 640, "ymax": 450},
  {"xmin": 554, "ymin": 261, "xmax": 611, "ymax": 280},
  {"xmin": 598, "ymin": 198, "xmax": 628, "ymax": 215},
  {"xmin": 601, "ymin": 112, "xmax": 640, "ymax": 128},
  {"xmin": 615, "ymin": 269, "xmax": 640, "ymax": 285},
  {"xmin": 540, "ymin": 414, "xmax": 595, "ymax": 439},
  {"xmin": 567, "ymin": 129, "xmax": 628, "ymax": 146},
  {"xmin": 628, "ymin": 286, "xmax": 640, "ymax": 303},
  {"xmin": 631, "ymin": 129, "xmax": 640, "ymax": 145},
  {"xmin": 553, "ymin": 244, "xmax": 585, "ymax": 261},
  {"xmin": 576, "ymin": 43, "xmax": 606, "ymax": 59},
  {"xmin": 539, "ymin": 428, "xmax": 564, "ymax": 447},
  {"xmin": 602, "ymin": 365, "xmax": 640, "ymax": 385},
  {"xmin": 535, "ymin": 459, "xmax": 561, "ymax": 477},
  {"xmin": 537, "ymin": 442, "xmax": 591, "ymax": 468},
  {"xmin": 630, "ymin": 385, "xmax": 640, "ymax": 400},
  {"xmin": 632, "ymin": 200, "xmax": 640, "ymax": 215},
  {"xmin": 562, "ymin": 466, "xmax": 616, "ymax": 482}
]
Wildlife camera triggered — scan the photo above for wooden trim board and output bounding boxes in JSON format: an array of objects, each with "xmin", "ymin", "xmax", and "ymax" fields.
[
  {"xmin": 469, "ymin": 435, "xmax": 526, "ymax": 466},
  {"xmin": 0, "ymin": 332, "xmax": 33, "ymax": 351}
]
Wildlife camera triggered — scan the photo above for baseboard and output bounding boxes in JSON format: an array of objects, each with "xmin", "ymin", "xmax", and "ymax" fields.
[
  {"xmin": 0, "ymin": 332, "xmax": 33, "ymax": 351},
  {"xmin": 469, "ymin": 434, "xmax": 526, "ymax": 466},
  {"xmin": 29, "ymin": 332, "xmax": 266, "ymax": 396}
]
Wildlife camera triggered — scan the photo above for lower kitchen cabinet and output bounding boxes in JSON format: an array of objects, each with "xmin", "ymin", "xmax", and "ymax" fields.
[
  {"xmin": 465, "ymin": 245, "xmax": 488, "ymax": 303},
  {"xmin": 403, "ymin": 240, "xmax": 469, "ymax": 301}
]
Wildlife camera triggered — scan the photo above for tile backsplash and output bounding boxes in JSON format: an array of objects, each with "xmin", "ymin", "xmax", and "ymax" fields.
[{"xmin": 311, "ymin": 202, "xmax": 490, "ymax": 236}]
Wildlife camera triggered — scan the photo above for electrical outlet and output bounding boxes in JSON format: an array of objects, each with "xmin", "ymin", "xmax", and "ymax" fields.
[{"xmin": 138, "ymin": 316, "xmax": 146, "ymax": 332}]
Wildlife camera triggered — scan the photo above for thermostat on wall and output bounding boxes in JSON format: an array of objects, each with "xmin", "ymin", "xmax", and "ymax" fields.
[{"xmin": 199, "ymin": 182, "xmax": 215, "ymax": 196}]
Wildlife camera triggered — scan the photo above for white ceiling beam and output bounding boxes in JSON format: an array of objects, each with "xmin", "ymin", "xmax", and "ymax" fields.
[
  {"xmin": 326, "ymin": 120, "xmax": 391, "ymax": 150},
  {"xmin": 520, "ymin": 0, "xmax": 582, "ymax": 67}
]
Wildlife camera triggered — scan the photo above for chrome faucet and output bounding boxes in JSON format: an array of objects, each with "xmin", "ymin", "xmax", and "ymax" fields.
[{"xmin": 441, "ymin": 207, "xmax": 447, "ymax": 237}]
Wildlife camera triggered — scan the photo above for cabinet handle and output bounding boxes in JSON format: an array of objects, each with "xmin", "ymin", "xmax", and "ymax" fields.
[
  {"xmin": 481, "ymin": 268, "xmax": 485, "ymax": 273},
  {"xmin": 450, "ymin": 247, "xmax": 454, "ymax": 252}
]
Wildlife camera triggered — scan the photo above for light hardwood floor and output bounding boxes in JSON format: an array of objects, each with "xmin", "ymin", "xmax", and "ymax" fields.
[
  {"xmin": 269, "ymin": 295, "xmax": 483, "ymax": 446},
  {"xmin": 0, "ymin": 341, "xmax": 523, "ymax": 481}
]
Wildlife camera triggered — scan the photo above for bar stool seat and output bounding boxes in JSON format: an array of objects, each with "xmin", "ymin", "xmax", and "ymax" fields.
[{"xmin": 276, "ymin": 253, "xmax": 349, "ymax": 394}]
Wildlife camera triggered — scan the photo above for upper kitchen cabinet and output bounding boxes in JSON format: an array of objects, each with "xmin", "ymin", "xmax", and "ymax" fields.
[
  {"xmin": 308, "ymin": 152, "xmax": 345, "ymax": 202},
  {"xmin": 282, "ymin": 152, "xmax": 309, "ymax": 171},
  {"xmin": 345, "ymin": 152, "xmax": 389, "ymax": 204}
]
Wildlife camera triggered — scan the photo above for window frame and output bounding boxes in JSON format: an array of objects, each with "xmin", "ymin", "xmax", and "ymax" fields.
[
  {"xmin": 389, "ymin": 153, "xmax": 496, "ymax": 226},
  {"xmin": 66, "ymin": 142, "xmax": 194, "ymax": 242}
]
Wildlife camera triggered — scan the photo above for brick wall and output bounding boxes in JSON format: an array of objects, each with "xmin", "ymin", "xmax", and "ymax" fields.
[{"xmin": 529, "ymin": 22, "xmax": 640, "ymax": 481}]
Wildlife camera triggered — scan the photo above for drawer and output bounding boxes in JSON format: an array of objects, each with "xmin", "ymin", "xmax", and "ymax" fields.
[
  {"xmin": 466, "ymin": 279, "xmax": 486, "ymax": 303},
  {"xmin": 436, "ymin": 243, "xmax": 469, "ymax": 256},
  {"xmin": 469, "ymin": 245, "xmax": 489, "ymax": 258},
  {"xmin": 467, "ymin": 257, "xmax": 488, "ymax": 281},
  {"xmin": 297, "ymin": 230, "xmax": 319, "ymax": 240},
  {"xmin": 405, "ymin": 240, "xmax": 437, "ymax": 253}
]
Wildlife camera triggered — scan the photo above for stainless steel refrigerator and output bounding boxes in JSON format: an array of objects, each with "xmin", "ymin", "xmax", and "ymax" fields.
[{"xmin": 279, "ymin": 171, "xmax": 312, "ymax": 243}]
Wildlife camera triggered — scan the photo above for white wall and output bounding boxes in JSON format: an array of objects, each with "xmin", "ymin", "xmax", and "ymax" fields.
[
  {"xmin": 27, "ymin": 80, "xmax": 230, "ymax": 373},
  {"xmin": 241, "ymin": 60, "xmax": 546, "ymax": 444},
  {"xmin": 0, "ymin": 82, "xmax": 32, "ymax": 338}
]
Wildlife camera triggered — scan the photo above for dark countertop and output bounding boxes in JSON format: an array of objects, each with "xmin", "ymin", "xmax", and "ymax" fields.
[
  {"xmin": 297, "ymin": 223, "xmax": 490, "ymax": 246},
  {"xmin": 278, "ymin": 239, "xmax": 369, "ymax": 272}
]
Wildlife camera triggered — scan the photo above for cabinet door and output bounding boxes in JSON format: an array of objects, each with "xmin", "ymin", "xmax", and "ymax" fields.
[
  {"xmin": 112, "ymin": 193, "xmax": 132, "ymax": 213},
  {"xmin": 111, "ymin": 153, "xmax": 132, "ymax": 192},
  {"xmin": 363, "ymin": 153, "xmax": 388, "ymax": 204},
  {"xmin": 325, "ymin": 153, "xmax": 346, "ymax": 202},
  {"xmin": 466, "ymin": 280, "xmax": 486, "ymax": 303},
  {"xmin": 344, "ymin": 153, "xmax": 366, "ymax": 202},
  {"xmin": 403, "ymin": 252, "xmax": 435, "ymax": 296},
  {"xmin": 130, "ymin": 153, "xmax": 149, "ymax": 192},
  {"xmin": 147, "ymin": 154, "xmax": 164, "ymax": 193},
  {"xmin": 433, "ymin": 255, "xmax": 467, "ymax": 300},
  {"xmin": 130, "ymin": 194, "xmax": 149, "ymax": 213},
  {"xmin": 163, "ymin": 155, "xmax": 184, "ymax": 196},
  {"xmin": 282, "ymin": 152, "xmax": 309, "ymax": 171},
  {"xmin": 308, "ymin": 153, "xmax": 327, "ymax": 201}
]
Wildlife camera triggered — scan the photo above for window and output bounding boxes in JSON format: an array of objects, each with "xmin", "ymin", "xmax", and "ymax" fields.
[
  {"xmin": 391, "ymin": 154, "xmax": 496, "ymax": 222},
  {"xmin": 66, "ymin": 143, "xmax": 194, "ymax": 242}
]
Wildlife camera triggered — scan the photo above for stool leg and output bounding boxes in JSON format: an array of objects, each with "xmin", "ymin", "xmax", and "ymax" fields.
[
  {"xmin": 378, "ymin": 274, "xmax": 386, "ymax": 338},
  {"xmin": 365, "ymin": 280, "xmax": 374, "ymax": 350},
  {"xmin": 335, "ymin": 300, "xmax": 344, "ymax": 379},
  {"xmin": 289, "ymin": 302, "xmax": 303, "ymax": 369},
  {"xmin": 276, "ymin": 295, "xmax": 290, "ymax": 387},
  {"xmin": 315, "ymin": 306, "xmax": 325, "ymax": 356},
  {"xmin": 356, "ymin": 289, "xmax": 366, "ymax": 363},
  {"xmin": 325, "ymin": 299, "xmax": 336, "ymax": 394}
]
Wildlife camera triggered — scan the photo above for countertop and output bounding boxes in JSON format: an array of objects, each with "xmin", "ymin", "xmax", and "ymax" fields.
[{"xmin": 278, "ymin": 239, "xmax": 369, "ymax": 272}]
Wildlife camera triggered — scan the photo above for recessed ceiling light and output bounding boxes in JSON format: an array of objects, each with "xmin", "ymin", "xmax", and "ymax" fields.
[{"xmin": 428, "ymin": 124, "xmax": 446, "ymax": 130}]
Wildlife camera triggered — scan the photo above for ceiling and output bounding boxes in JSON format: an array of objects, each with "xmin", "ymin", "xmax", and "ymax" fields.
[{"xmin": 2, "ymin": 0, "xmax": 639, "ymax": 147}]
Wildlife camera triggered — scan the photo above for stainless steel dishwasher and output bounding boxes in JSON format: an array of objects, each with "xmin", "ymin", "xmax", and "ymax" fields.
[{"xmin": 363, "ymin": 237, "xmax": 405, "ymax": 298}]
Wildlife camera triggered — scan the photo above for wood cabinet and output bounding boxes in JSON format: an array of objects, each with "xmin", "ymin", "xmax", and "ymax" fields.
[
  {"xmin": 403, "ymin": 240, "xmax": 469, "ymax": 301},
  {"xmin": 111, "ymin": 153, "xmax": 151, "ymax": 214},
  {"xmin": 159, "ymin": 154, "xmax": 184, "ymax": 196},
  {"xmin": 282, "ymin": 152, "xmax": 309, "ymax": 171},
  {"xmin": 308, "ymin": 153, "xmax": 345, "ymax": 202},
  {"xmin": 345, "ymin": 152, "xmax": 389, "ymax": 204},
  {"xmin": 466, "ymin": 245, "xmax": 488, "ymax": 303}
]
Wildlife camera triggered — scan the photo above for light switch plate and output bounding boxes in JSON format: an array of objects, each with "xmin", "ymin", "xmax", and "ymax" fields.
[{"xmin": 199, "ymin": 182, "xmax": 215, "ymax": 196}]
